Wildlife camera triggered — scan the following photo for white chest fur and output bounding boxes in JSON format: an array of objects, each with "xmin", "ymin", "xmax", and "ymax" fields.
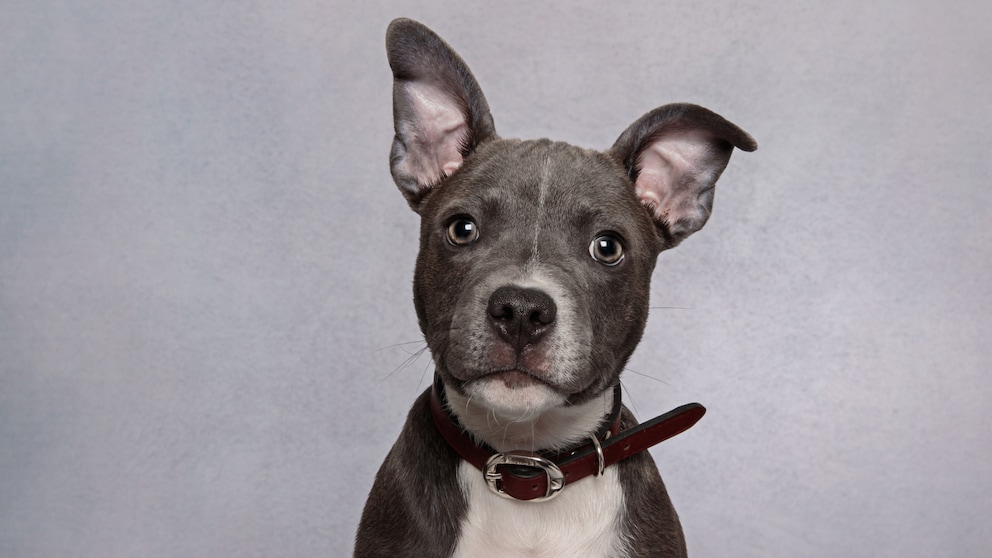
[{"xmin": 451, "ymin": 460, "xmax": 628, "ymax": 558}]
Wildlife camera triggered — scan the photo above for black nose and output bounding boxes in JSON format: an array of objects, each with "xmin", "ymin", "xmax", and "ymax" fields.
[{"xmin": 486, "ymin": 286, "xmax": 557, "ymax": 347}]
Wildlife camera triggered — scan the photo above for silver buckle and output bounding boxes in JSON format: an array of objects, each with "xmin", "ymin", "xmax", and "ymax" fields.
[{"xmin": 484, "ymin": 452, "xmax": 565, "ymax": 502}]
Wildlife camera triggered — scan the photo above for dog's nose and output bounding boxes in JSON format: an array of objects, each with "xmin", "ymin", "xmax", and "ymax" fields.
[{"xmin": 486, "ymin": 286, "xmax": 557, "ymax": 347}]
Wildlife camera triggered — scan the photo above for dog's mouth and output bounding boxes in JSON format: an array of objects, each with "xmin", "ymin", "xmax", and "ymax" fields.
[
  {"xmin": 449, "ymin": 362, "xmax": 577, "ymax": 399},
  {"xmin": 453, "ymin": 367, "xmax": 568, "ymax": 418},
  {"xmin": 481, "ymin": 369, "xmax": 548, "ymax": 390}
]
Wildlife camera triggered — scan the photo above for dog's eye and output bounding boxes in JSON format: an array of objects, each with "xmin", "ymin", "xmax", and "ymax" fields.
[
  {"xmin": 590, "ymin": 234, "xmax": 624, "ymax": 266},
  {"xmin": 446, "ymin": 217, "xmax": 479, "ymax": 246}
]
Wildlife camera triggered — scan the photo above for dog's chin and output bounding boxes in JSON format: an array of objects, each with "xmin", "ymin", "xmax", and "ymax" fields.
[{"xmin": 463, "ymin": 370, "xmax": 567, "ymax": 416}]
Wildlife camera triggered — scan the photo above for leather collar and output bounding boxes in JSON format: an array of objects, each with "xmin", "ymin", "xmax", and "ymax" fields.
[{"xmin": 430, "ymin": 375, "xmax": 706, "ymax": 502}]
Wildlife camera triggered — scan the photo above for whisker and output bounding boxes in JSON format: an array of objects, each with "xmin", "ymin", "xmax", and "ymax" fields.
[
  {"xmin": 377, "ymin": 339, "xmax": 430, "ymax": 352},
  {"xmin": 620, "ymin": 380, "xmax": 641, "ymax": 417},
  {"xmin": 375, "ymin": 341, "xmax": 428, "ymax": 385},
  {"xmin": 624, "ymin": 366, "xmax": 672, "ymax": 386},
  {"xmin": 418, "ymin": 356, "xmax": 434, "ymax": 390}
]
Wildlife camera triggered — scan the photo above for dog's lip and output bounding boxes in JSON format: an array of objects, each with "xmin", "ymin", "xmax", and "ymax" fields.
[{"xmin": 479, "ymin": 368, "xmax": 553, "ymax": 390}]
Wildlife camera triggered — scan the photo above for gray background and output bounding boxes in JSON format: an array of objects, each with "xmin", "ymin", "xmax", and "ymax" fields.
[{"xmin": 2, "ymin": 1, "xmax": 990, "ymax": 556}]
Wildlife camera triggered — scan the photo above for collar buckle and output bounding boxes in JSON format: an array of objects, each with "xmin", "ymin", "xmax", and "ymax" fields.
[{"xmin": 484, "ymin": 452, "xmax": 565, "ymax": 502}]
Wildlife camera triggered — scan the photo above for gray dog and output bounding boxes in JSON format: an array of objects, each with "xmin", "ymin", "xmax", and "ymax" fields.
[{"xmin": 355, "ymin": 18, "xmax": 756, "ymax": 558}]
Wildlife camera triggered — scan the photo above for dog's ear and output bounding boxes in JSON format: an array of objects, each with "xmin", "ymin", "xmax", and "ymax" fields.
[
  {"xmin": 386, "ymin": 18, "xmax": 497, "ymax": 212},
  {"xmin": 609, "ymin": 104, "xmax": 756, "ymax": 248}
]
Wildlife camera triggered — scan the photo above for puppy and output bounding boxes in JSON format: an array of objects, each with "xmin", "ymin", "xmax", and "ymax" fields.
[{"xmin": 355, "ymin": 18, "xmax": 755, "ymax": 558}]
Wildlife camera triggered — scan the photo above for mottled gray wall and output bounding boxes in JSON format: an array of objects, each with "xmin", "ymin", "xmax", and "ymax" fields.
[{"xmin": 2, "ymin": 1, "xmax": 989, "ymax": 556}]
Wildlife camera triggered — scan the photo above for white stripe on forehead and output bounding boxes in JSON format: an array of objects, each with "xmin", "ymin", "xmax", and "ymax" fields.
[{"xmin": 528, "ymin": 155, "xmax": 553, "ymax": 268}]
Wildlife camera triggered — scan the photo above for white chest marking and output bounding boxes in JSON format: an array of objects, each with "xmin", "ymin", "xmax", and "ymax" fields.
[{"xmin": 451, "ymin": 460, "xmax": 628, "ymax": 558}]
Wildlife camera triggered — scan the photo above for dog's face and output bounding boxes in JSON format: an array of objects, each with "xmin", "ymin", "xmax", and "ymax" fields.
[
  {"xmin": 413, "ymin": 139, "xmax": 663, "ymax": 415},
  {"xmin": 386, "ymin": 19, "xmax": 755, "ymax": 417}
]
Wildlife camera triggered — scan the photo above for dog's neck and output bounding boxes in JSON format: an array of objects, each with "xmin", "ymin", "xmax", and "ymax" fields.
[{"xmin": 443, "ymin": 383, "xmax": 617, "ymax": 454}]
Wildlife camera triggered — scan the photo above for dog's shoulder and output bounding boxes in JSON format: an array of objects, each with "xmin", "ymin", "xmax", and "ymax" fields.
[
  {"xmin": 614, "ymin": 407, "xmax": 689, "ymax": 558},
  {"xmin": 354, "ymin": 389, "xmax": 467, "ymax": 558}
]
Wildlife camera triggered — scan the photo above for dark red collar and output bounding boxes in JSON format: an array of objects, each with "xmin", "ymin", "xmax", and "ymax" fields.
[{"xmin": 430, "ymin": 376, "xmax": 706, "ymax": 502}]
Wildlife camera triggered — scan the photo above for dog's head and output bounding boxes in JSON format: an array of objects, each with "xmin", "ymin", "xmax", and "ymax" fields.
[{"xmin": 386, "ymin": 18, "xmax": 755, "ymax": 421}]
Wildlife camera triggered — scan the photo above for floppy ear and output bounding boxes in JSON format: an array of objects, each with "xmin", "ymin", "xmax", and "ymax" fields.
[
  {"xmin": 386, "ymin": 18, "xmax": 497, "ymax": 212},
  {"xmin": 609, "ymin": 103, "xmax": 757, "ymax": 248}
]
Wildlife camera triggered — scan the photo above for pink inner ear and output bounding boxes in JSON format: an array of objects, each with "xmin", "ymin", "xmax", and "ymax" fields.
[
  {"xmin": 633, "ymin": 152, "xmax": 679, "ymax": 223},
  {"xmin": 397, "ymin": 82, "xmax": 468, "ymax": 186},
  {"xmin": 633, "ymin": 129, "xmax": 721, "ymax": 236}
]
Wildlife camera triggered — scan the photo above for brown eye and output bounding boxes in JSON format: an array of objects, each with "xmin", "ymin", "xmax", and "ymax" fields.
[
  {"xmin": 590, "ymin": 234, "xmax": 624, "ymax": 266},
  {"xmin": 447, "ymin": 217, "xmax": 479, "ymax": 246}
]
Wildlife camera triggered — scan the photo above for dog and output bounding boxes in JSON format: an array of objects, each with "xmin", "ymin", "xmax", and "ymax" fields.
[{"xmin": 354, "ymin": 18, "xmax": 755, "ymax": 558}]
